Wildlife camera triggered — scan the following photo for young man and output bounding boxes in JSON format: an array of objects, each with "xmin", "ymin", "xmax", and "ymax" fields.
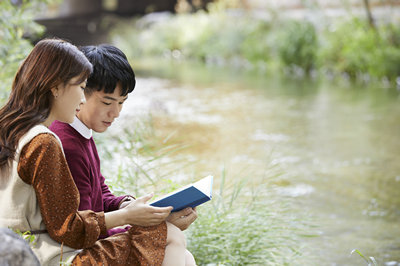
[{"xmin": 50, "ymin": 44, "xmax": 197, "ymax": 238}]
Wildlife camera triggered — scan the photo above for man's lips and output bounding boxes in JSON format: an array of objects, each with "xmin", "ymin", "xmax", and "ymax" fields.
[{"xmin": 103, "ymin": 121, "xmax": 112, "ymax": 126}]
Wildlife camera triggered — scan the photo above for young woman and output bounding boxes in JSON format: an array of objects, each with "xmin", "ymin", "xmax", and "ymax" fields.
[{"xmin": 0, "ymin": 39, "xmax": 192, "ymax": 266}]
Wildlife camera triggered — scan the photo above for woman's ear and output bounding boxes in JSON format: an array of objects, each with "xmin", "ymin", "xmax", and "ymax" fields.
[{"xmin": 51, "ymin": 87, "xmax": 59, "ymax": 99}]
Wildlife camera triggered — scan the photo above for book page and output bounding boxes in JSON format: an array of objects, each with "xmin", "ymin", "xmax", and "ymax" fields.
[{"xmin": 193, "ymin": 175, "xmax": 213, "ymax": 197}]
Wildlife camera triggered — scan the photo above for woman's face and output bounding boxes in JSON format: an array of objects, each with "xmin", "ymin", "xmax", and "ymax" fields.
[{"xmin": 51, "ymin": 76, "xmax": 86, "ymax": 124}]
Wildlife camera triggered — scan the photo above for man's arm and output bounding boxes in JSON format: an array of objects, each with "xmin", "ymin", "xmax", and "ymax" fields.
[
  {"xmin": 63, "ymin": 144, "xmax": 94, "ymax": 211},
  {"xmin": 99, "ymin": 172, "xmax": 129, "ymax": 212}
]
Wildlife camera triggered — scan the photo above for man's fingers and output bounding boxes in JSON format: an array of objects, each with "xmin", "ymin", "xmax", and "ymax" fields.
[{"xmin": 179, "ymin": 207, "xmax": 193, "ymax": 216}]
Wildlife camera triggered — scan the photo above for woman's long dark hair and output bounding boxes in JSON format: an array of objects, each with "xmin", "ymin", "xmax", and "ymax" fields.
[{"xmin": 0, "ymin": 39, "xmax": 92, "ymax": 168}]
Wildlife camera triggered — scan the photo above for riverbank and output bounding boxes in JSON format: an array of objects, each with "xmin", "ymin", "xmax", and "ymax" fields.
[{"xmin": 111, "ymin": 3, "xmax": 400, "ymax": 86}]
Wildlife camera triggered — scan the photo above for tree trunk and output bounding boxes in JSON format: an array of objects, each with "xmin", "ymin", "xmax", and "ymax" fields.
[{"xmin": 362, "ymin": 0, "xmax": 375, "ymax": 29}]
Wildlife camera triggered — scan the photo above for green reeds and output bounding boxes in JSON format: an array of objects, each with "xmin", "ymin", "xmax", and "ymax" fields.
[
  {"xmin": 185, "ymin": 168, "xmax": 309, "ymax": 265},
  {"xmin": 97, "ymin": 114, "xmax": 191, "ymax": 196},
  {"xmin": 98, "ymin": 116, "xmax": 311, "ymax": 265}
]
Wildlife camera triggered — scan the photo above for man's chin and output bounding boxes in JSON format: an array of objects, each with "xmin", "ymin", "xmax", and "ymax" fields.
[{"xmin": 93, "ymin": 126, "xmax": 108, "ymax": 133}]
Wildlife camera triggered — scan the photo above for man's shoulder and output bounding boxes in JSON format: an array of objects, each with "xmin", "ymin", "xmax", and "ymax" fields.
[
  {"xmin": 50, "ymin": 120, "xmax": 81, "ymax": 139},
  {"xmin": 49, "ymin": 121, "xmax": 85, "ymax": 150},
  {"xmin": 49, "ymin": 120, "xmax": 73, "ymax": 134}
]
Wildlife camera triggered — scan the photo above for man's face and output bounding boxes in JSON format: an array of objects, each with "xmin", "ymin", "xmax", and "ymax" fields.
[{"xmin": 77, "ymin": 84, "xmax": 128, "ymax": 133}]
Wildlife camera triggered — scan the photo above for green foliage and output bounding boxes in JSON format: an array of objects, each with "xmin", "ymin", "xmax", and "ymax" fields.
[
  {"xmin": 112, "ymin": 11, "xmax": 273, "ymax": 67},
  {"xmin": 12, "ymin": 228, "xmax": 36, "ymax": 245},
  {"xmin": 239, "ymin": 19, "xmax": 271, "ymax": 64},
  {"xmin": 185, "ymin": 170, "xmax": 308, "ymax": 265},
  {"xmin": 0, "ymin": 0, "xmax": 54, "ymax": 104},
  {"xmin": 319, "ymin": 18, "xmax": 400, "ymax": 81},
  {"xmin": 112, "ymin": 10, "xmax": 400, "ymax": 84},
  {"xmin": 277, "ymin": 20, "xmax": 318, "ymax": 74}
]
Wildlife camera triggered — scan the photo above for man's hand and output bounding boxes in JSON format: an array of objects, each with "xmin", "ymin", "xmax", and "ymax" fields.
[{"xmin": 167, "ymin": 207, "xmax": 198, "ymax": 231}]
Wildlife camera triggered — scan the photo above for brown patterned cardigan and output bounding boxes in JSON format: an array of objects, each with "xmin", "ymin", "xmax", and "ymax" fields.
[{"xmin": 17, "ymin": 133, "xmax": 167, "ymax": 265}]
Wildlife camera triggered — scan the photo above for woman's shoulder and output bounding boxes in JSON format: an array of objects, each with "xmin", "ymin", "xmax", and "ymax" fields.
[
  {"xmin": 18, "ymin": 125, "xmax": 62, "ymax": 155},
  {"xmin": 22, "ymin": 124, "xmax": 56, "ymax": 141},
  {"xmin": 31, "ymin": 132, "xmax": 60, "ymax": 146},
  {"xmin": 22, "ymin": 132, "xmax": 61, "ymax": 156}
]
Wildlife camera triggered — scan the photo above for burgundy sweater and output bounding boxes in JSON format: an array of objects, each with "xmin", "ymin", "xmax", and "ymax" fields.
[{"xmin": 50, "ymin": 120, "xmax": 129, "ymax": 236}]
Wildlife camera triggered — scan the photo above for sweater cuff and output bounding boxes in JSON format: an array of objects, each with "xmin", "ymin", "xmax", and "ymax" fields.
[
  {"xmin": 96, "ymin": 212, "xmax": 108, "ymax": 237},
  {"xmin": 117, "ymin": 195, "xmax": 135, "ymax": 209}
]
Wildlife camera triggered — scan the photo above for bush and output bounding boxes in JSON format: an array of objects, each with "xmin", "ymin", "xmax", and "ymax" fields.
[
  {"xmin": 319, "ymin": 18, "xmax": 400, "ymax": 81},
  {"xmin": 112, "ymin": 10, "xmax": 273, "ymax": 68},
  {"xmin": 112, "ymin": 10, "xmax": 399, "ymax": 84},
  {"xmin": 277, "ymin": 20, "xmax": 318, "ymax": 74}
]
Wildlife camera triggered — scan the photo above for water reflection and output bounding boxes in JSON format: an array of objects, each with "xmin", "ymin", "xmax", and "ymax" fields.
[{"xmin": 115, "ymin": 61, "xmax": 400, "ymax": 265}]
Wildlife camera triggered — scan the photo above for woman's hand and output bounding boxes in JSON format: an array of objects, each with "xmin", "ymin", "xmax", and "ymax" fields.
[
  {"xmin": 167, "ymin": 207, "xmax": 198, "ymax": 231},
  {"xmin": 105, "ymin": 193, "xmax": 172, "ymax": 229},
  {"xmin": 123, "ymin": 193, "xmax": 173, "ymax": 226}
]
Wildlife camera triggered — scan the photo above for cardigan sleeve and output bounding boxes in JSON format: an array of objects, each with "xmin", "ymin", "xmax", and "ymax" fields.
[{"xmin": 17, "ymin": 133, "xmax": 108, "ymax": 249}]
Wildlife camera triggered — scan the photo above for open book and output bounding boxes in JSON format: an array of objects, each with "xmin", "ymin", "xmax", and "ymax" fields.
[{"xmin": 150, "ymin": 175, "xmax": 213, "ymax": 212}]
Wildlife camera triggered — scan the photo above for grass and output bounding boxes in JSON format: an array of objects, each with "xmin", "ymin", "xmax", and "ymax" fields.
[
  {"xmin": 96, "ymin": 114, "xmax": 191, "ymax": 196},
  {"xmin": 185, "ymin": 169, "xmax": 309, "ymax": 265},
  {"xmin": 97, "ymin": 115, "xmax": 312, "ymax": 265}
]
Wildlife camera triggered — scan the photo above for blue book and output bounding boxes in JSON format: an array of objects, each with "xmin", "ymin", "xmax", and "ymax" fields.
[{"xmin": 150, "ymin": 175, "xmax": 213, "ymax": 212}]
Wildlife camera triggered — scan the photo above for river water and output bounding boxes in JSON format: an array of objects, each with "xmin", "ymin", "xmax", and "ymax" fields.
[{"xmin": 115, "ymin": 61, "xmax": 400, "ymax": 265}]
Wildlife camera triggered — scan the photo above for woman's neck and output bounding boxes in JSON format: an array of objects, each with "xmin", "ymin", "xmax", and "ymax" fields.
[{"xmin": 42, "ymin": 116, "xmax": 55, "ymax": 128}]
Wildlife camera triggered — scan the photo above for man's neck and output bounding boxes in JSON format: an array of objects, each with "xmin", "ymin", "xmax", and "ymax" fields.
[{"xmin": 70, "ymin": 116, "xmax": 92, "ymax": 139}]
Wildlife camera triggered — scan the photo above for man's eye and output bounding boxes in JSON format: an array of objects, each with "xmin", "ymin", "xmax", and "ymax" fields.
[{"xmin": 102, "ymin": 102, "xmax": 111, "ymax": 106}]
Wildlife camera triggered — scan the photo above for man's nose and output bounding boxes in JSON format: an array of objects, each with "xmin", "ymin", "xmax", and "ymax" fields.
[{"xmin": 109, "ymin": 104, "xmax": 120, "ymax": 118}]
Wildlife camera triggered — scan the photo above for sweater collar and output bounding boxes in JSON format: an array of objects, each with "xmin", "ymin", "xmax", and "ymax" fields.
[{"xmin": 70, "ymin": 116, "xmax": 92, "ymax": 139}]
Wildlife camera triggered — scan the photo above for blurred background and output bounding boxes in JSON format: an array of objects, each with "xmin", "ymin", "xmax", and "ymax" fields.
[{"xmin": 1, "ymin": 0, "xmax": 399, "ymax": 265}]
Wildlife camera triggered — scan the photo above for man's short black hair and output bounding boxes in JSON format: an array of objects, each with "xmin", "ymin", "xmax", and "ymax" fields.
[{"xmin": 80, "ymin": 44, "xmax": 135, "ymax": 96}]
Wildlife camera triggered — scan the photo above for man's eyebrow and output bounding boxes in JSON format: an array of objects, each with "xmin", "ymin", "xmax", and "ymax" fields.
[{"xmin": 103, "ymin": 95, "xmax": 128, "ymax": 101}]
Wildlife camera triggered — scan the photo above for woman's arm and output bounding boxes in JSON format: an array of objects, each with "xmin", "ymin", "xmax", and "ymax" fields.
[
  {"xmin": 104, "ymin": 193, "xmax": 173, "ymax": 228},
  {"xmin": 18, "ymin": 134, "xmax": 172, "ymax": 239},
  {"xmin": 18, "ymin": 133, "xmax": 107, "ymax": 249}
]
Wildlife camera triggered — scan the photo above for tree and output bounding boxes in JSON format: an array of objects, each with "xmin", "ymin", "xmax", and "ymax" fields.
[{"xmin": 0, "ymin": 0, "xmax": 54, "ymax": 102}]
